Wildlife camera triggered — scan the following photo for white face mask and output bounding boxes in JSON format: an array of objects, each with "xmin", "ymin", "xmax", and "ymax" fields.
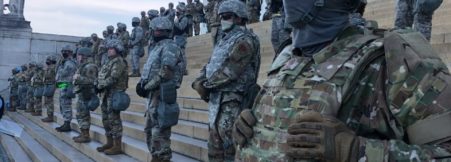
[{"xmin": 221, "ymin": 20, "xmax": 234, "ymax": 31}]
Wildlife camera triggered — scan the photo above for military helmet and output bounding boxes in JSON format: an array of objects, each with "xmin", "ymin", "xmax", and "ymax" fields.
[
  {"xmin": 28, "ymin": 61, "xmax": 37, "ymax": 67},
  {"xmin": 177, "ymin": 3, "xmax": 187, "ymax": 12},
  {"xmin": 150, "ymin": 17, "xmax": 174, "ymax": 31},
  {"xmin": 148, "ymin": 9, "xmax": 159, "ymax": 17},
  {"xmin": 46, "ymin": 55, "xmax": 58, "ymax": 62},
  {"xmin": 132, "ymin": 17, "xmax": 140, "ymax": 23},
  {"xmin": 111, "ymin": 91, "xmax": 130, "ymax": 111},
  {"xmin": 36, "ymin": 63, "xmax": 44, "ymax": 69},
  {"xmin": 91, "ymin": 33, "xmax": 98, "ymax": 38},
  {"xmin": 61, "ymin": 45, "xmax": 73, "ymax": 53},
  {"xmin": 21, "ymin": 65, "xmax": 28, "ymax": 71},
  {"xmin": 117, "ymin": 22, "xmax": 127, "ymax": 30},
  {"xmin": 218, "ymin": 0, "xmax": 249, "ymax": 20},
  {"xmin": 77, "ymin": 47, "xmax": 92, "ymax": 57},
  {"xmin": 87, "ymin": 95, "xmax": 100, "ymax": 111},
  {"xmin": 106, "ymin": 38, "xmax": 124, "ymax": 53},
  {"xmin": 107, "ymin": 25, "xmax": 114, "ymax": 33}
]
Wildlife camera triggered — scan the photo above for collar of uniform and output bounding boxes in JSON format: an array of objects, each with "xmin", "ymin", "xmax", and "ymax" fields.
[
  {"xmin": 222, "ymin": 25, "xmax": 243, "ymax": 39},
  {"xmin": 312, "ymin": 26, "xmax": 363, "ymax": 64}
]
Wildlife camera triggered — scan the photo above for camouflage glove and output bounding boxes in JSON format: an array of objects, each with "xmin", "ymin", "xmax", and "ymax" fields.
[
  {"xmin": 286, "ymin": 111, "xmax": 358, "ymax": 162},
  {"xmin": 191, "ymin": 78, "xmax": 210, "ymax": 102},
  {"xmin": 144, "ymin": 76, "xmax": 161, "ymax": 91},
  {"xmin": 232, "ymin": 109, "xmax": 257, "ymax": 147}
]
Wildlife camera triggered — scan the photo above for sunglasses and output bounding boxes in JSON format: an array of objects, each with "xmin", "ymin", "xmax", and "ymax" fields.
[{"xmin": 221, "ymin": 13, "xmax": 235, "ymax": 20}]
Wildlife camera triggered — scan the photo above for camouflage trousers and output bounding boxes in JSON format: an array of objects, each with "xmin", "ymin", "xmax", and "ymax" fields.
[
  {"xmin": 59, "ymin": 96, "xmax": 73, "ymax": 122},
  {"xmin": 208, "ymin": 101, "xmax": 241, "ymax": 162},
  {"xmin": 9, "ymin": 94, "xmax": 18, "ymax": 110},
  {"xmin": 18, "ymin": 84, "xmax": 28, "ymax": 110},
  {"xmin": 145, "ymin": 106, "xmax": 172, "ymax": 160},
  {"xmin": 395, "ymin": 0, "xmax": 435, "ymax": 40},
  {"xmin": 44, "ymin": 96, "xmax": 54, "ymax": 115},
  {"xmin": 26, "ymin": 86, "xmax": 34, "ymax": 111},
  {"xmin": 34, "ymin": 96, "xmax": 42, "ymax": 112},
  {"xmin": 131, "ymin": 46, "xmax": 144, "ymax": 72},
  {"xmin": 76, "ymin": 99, "xmax": 91, "ymax": 130},
  {"xmin": 271, "ymin": 15, "xmax": 291, "ymax": 56},
  {"xmin": 101, "ymin": 93, "xmax": 122, "ymax": 138}
]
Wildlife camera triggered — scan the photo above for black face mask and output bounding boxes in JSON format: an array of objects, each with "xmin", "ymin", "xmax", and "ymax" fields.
[
  {"xmin": 132, "ymin": 22, "xmax": 140, "ymax": 27},
  {"xmin": 46, "ymin": 61, "xmax": 51, "ymax": 65},
  {"xmin": 62, "ymin": 53, "xmax": 69, "ymax": 58}
]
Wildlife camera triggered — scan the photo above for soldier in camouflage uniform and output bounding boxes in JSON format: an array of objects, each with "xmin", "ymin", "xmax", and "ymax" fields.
[
  {"xmin": 166, "ymin": 2, "xmax": 177, "ymax": 22},
  {"xmin": 193, "ymin": 0, "xmax": 204, "ymax": 36},
  {"xmin": 96, "ymin": 38, "xmax": 128, "ymax": 155},
  {"xmin": 174, "ymin": 3, "xmax": 190, "ymax": 75},
  {"xmin": 147, "ymin": 9, "xmax": 159, "ymax": 53},
  {"xmin": 160, "ymin": 7, "xmax": 166, "ymax": 17},
  {"xmin": 246, "ymin": 0, "xmax": 261, "ymax": 24},
  {"xmin": 140, "ymin": 11, "xmax": 150, "ymax": 37},
  {"xmin": 8, "ymin": 67, "xmax": 20, "ymax": 112},
  {"xmin": 211, "ymin": 0, "xmax": 226, "ymax": 45},
  {"xmin": 186, "ymin": 0, "xmax": 195, "ymax": 37},
  {"xmin": 129, "ymin": 17, "xmax": 145, "ymax": 77},
  {"xmin": 232, "ymin": 0, "xmax": 451, "ymax": 161},
  {"xmin": 139, "ymin": 17, "xmax": 184, "ymax": 162},
  {"xmin": 25, "ymin": 62, "xmax": 37, "ymax": 113},
  {"xmin": 192, "ymin": 1, "xmax": 261, "ymax": 161},
  {"xmin": 55, "ymin": 45, "xmax": 77, "ymax": 132},
  {"xmin": 116, "ymin": 23, "xmax": 130, "ymax": 58},
  {"xmin": 31, "ymin": 63, "xmax": 45, "ymax": 116},
  {"xmin": 41, "ymin": 55, "xmax": 58, "ymax": 122},
  {"xmin": 101, "ymin": 26, "xmax": 118, "ymax": 66},
  {"xmin": 205, "ymin": 0, "xmax": 215, "ymax": 33},
  {"xmin": 395, "ymin": 0, "xmax": 443, "ymax": 41},
  {"xmin": 268, "ymin": 0, "xmax": 291, "ymax": 58},
  {"xmin": 90, "ymin": 33, "xmax": 102, "ymax": 67},
  {"xmin": 72, "ymin": 47, "xmax": 98, "ymax": 143},
  {"xmin": 17, "ymin": 65, "xmax": 28, "ymax": 110}
]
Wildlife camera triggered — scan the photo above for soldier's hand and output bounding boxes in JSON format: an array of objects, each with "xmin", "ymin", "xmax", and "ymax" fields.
[
  {"xmin": 232, "ymin": 109, "xmax": 257, "ymax": 148},
  {"xmin": 286, "ymin": 111, "xmax": 358, "ymax": 161},
  {"xmin": 191, "ymin": 78, "xmax": 210, "ymax": 102}
]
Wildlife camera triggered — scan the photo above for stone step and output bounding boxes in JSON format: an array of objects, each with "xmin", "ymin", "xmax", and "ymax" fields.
[
  {"xmin": 50, "ymin": 111, "xmax": 205, "ymax": 162},
  {"xmin": 14, "ymin": 111, "xmax": 141, "ymax": 162},
  {"xmin": 7, "ymin": 113, "xmax": 95, "ymax": 162},
  {"xmin": 0, "ymin": 121, "xmax": 32, "ymax": 162},
  {"xmin": 9, "ymin": 117, "xmax": 60, "ymax": 162}
]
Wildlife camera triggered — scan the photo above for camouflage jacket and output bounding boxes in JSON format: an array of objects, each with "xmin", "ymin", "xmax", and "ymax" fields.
[
  {"xmin": 142, "ymin": 39, "xmax": 184, "ymax": 89},
  {"xmin": 98, "ymin": 56, "xmax": 128, "ymax": 91},
  {"xmin": 31, "ymin": 68, "xmax": 45, "ymax": 87},
  {"xmin": 43, "ymin": 65, "xmax": 57, "ymax": 85},
  {"xmin": 140, "ymin": 16, "xmax": 150, "ymax": 32},
  {"xmin": 237, "ymin": 27, "xmax": 451, "ymax": 161},
  {"xmin": 25, "ymin": 67, "xmax": 35, "ymax": 86},
  {"xmin": 91, "ymin": 39, "xmax": 102, "ymax": 55},
  {"xmin": 9, "ymin": 74, "xmax": 19, "ymax": 95},
  {"xmin": 186, "ymin": 2, "xmax": 195, "ymax": 16},
  {"xmin": 211, "ymin": 0, "xmax": 225, "ymax": 26},
  {"xmin": 205, "ymin": 1, "xmax": 215, "ymax": 22},
  {"xmin": 166, "ymin": 9, "xmax": 176, "ymax": 23},
  {"xmin": 174, "ymin": 15, "xmax": 190, "ymax": 36},
  {"xmin": 130, "ymin": 26, "xmax": 144, "ymax": 47},
  {"xmin": 194, "ymin": 2, "xmax": 204, "ymax": 19},
  {"xmin": 74, "ymin": 61, "xmax": 98, "ymax": 100},
  {"xmin": 56, "ymin": 58, "xmax": 77, "ymax": 83},
  {"xmin": 118, "ymin": 31, "xmax": 130, "ymax": 49}
]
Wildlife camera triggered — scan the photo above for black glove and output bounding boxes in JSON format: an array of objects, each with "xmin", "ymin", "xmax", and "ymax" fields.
[{"xmin": 136, "ymin": 80, "xmax": 150, "ymax": 98}]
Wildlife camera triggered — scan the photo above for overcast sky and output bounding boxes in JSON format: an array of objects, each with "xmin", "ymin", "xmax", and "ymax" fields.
[{"xmin": 21, "ymin": 0, "xmax": 194, "ymax": 37}]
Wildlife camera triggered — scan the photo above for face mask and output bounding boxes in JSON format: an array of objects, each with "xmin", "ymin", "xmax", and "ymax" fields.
[{"xmin": 221, "ymin": 20, "xmax": 234, "ymax": 31}]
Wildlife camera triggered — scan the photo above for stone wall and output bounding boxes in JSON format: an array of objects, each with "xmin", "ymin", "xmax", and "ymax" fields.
[{"xmin": 0, "ymin": 29, "xmax": 82, "ymax": 97}]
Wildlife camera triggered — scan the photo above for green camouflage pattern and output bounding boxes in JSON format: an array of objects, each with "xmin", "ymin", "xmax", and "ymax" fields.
[
  {"xmin": 74, "ymin": 61, "xmax": 98, "ymax": 130},
  {"xmin": 43, "ymin": 64, "xmax": 56, "ymax": 115},
  {"xmin": 236, "ymin": 27, "xmax": 451, "ymax": 161},
  {"xmin": 32, "ymin": 68, "xmax": 45, "ymax": 112}
]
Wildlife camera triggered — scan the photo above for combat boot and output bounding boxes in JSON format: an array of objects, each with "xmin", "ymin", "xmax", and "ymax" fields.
[
  {"xmin": 73, "ymin": 129, "xmax": 91, "ymax": 143},
  {"xmin": 104, "ymin": 137, "xmax": 123, "ymax": 155},
  {"xmin": 31, "ymin": 111, "xmax": 42, "ymax": 116},
  {"xmin": 41, "ymin": 115, "xmax": 54, "ymax": 122},
  {"xmin": 55, "ymin": 121, "xmax": 71, "ymax": 132},
  {"xmin": 97, "ymin": 136, "xmax": 113, "ymax": 152}
]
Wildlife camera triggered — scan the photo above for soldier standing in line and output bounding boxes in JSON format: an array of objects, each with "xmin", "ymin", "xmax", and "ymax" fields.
[
  {"xmin": 25, "ymin": 62, "xmax": 36, "ymax": 113},
  {"xmin": 232, "ymin": 0, "xmax": 451, "ymax": 161},
  {"xmin": 90, "ymin": 33, "xmax": 102, "ymax": 67},
  {"xmin": 395, "ymin": 0, "xmax": 443, "ymax": 40},
  {"xmin": 96, "ymin": 38, "xmax": 128, "ymax": 155},
  {"xmin": 116, "ymin": 23, "xmax": 130, "ymax": 58},
  {"xmin": 41, "ymin": 55, "xmax": 58, "ymax": 122},
  {"xmin": 72, "ymin": 47, "xmax": 98, "ymax": 143},
  {"xmin": 205, "ymin": 0, "xmax": 215, "ymax": 33},
  {"xmin": 166, "ymin": 2, "xmax": 177, "ymax": 22},
  {"xmin": 192, "ymin": 0, "xmax": 261, "ymax": 161},
  {"xmin": 129, "ymin": 17, "xmax": 145, "ymax": 77},
  {"xmin": 55, "ymin": 45, "xmax": 77, "ymax": 132},
  {"xmin": 17, "ymin": 64, "xmax": 28, "ymax": 111},
  {"xmin": 246, "ymin": 0, "xmax": 261, "ymax": 24},
  {"xmin": 147, "ymin": 9, "xmax": 160, "ymax": 54},
  {"xmin": 138, "ymin": 17, "xmax": 184, "ymax": 162},
  {"xmin": 31, "ymin": 63, "xmax": 45, "ymax": 116},
  {"xmin": 174, "ymin": 3, "xmax": 190, "ymax": 75},
  {"xmin": 193, "ymin": 0, "xmax": 204, "ymax": 36},
  {"xmin": 268, "ymin": 0, "xmax": 291, "ymax": 57},
  {"xmin": 210, "ymin": 0, "xmax": 225, "ymax": 45},
  {"xmin": 186, "ymin": 0, "xmax": 195, "ymax": 37},
  {"xmin": 160, "ymin": 7, "xmax": 166, "ymax": 17},
  {"xmin": 8, "ymin": 67, "xmax": 20, "ymax": 112},
  {"xmin": 140, "ymin": 11, "xmax": 150, "ymax": 36}
]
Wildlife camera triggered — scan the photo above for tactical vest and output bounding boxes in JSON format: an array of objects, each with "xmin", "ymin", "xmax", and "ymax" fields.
[
  {"xmin": 75, "ymin": 62, "xmax": 97, "ymax": 100},
  {"xmin": 43, "ymin": 66, "xmax": 56, "ymax": 84},
  {"xmin": 173, "ymin": 16, "xmax": 190, "ymax": 36},
  {"xmin": 56, "ymin": 58, "xmax": 77, "ymax": 83},
  {"xmin": 206, "ymin": 27, "xmax": 260, "ymax": 93},
  {"xmin": 98, "ymin": 56, "xmax": 128, "ymax": 91},
  {"xmin": 238, "ymin": 27, "xmax": 451, "ymax": 161}
]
